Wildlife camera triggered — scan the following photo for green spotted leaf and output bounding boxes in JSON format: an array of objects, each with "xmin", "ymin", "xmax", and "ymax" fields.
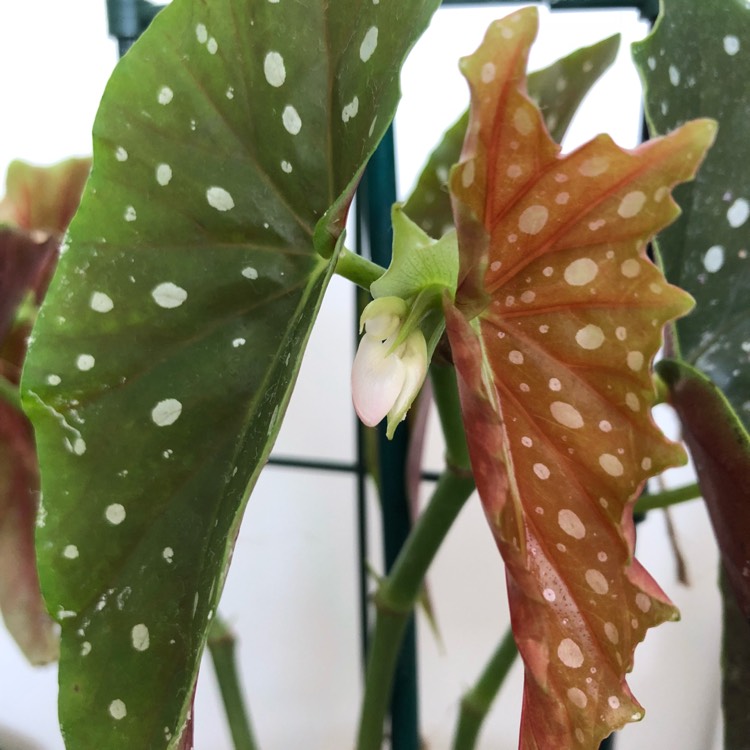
[
  {"xmin": 403, "ymin": 32, "xmax": 620, "ymax": 237},
  {"xmin": 21, "ymin": 0, "xmax": 438, "ymax": 746},
  {"xmin": 633, "ymin": 0, "xmax": 750, "ymax": 430}
]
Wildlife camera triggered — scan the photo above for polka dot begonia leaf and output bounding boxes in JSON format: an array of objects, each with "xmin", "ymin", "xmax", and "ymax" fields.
[
  {"xmin": 445, "ymin": 8, "xmax": 715, "ymax": 749},
  {"xmin": 634, "ymin": 0, "xmax": 750, "ymax": 685},
  {"xmin": 20, "ymin": 0, "xmax": 439, "ymax": 747},
  {"xmin": 633, "ymin": 0, "xmax": 750, "ymax": 433},
  {"xmin": 403, "ymin": 32, "xmax": 620, "ymax": 239}
]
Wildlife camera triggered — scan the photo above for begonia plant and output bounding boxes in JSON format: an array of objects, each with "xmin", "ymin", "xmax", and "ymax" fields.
[{"xmin": 1, "ymin": 1, "xmax": 748, "ymax": 749}]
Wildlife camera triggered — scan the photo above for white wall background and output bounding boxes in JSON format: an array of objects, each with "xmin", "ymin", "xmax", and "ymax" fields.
[{"xmin": 0, "ymin": 3, "xmax": 722, "ymax": 750}]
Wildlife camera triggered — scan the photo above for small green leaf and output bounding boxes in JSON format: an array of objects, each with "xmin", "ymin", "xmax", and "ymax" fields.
[
  {"xmin": 403, "ymin": 32, "xmax": 621, "ymax": 237},
  {"xmin": 633, "ymin": 0, "xmax": 750, "ymax": 430},
  {"xmin": 21, "ymin": 0, "xmax": 439, "ymax": 746},
  {"xmin": 370, "ymin": 205, "xmax": 458, "ymax": 300}
]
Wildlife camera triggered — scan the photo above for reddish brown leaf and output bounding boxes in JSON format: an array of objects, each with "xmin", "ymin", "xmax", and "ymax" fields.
[
  {"xmin": 658, "ymin": 359, "xmax": 750, "ymax": 619},
  {"xmin": 0, "ymin": 400, "xmax": 58, "ymax": 664},
  {"xmin": 0, "ymin": 228, "xmax": 58, "ymax": 346},
  {"xmin": 446, "ymin": 8, "xmax": 716, "ymax": 748},
  {"xmin": 0, "ymin": 158, "xmax": 90, "ymax": 235}
]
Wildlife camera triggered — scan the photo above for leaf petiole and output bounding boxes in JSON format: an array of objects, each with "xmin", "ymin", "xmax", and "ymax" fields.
[
  {"xmin": 452, "ymin": 628, "xmax": 518, "ymax": 750},
  {"xmin": 635, "ymin": 482, "xmax": 702, "ymax": 514},
  {"xmin": 334, "ymin": 247, "xmax": 386, "ymax": 291},
  {"xmin": 207, "ymin": 615, "xmax": 260, "ymax": 750}
]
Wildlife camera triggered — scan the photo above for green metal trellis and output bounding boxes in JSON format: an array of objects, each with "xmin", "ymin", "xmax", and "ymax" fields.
[{"xmin": 105, "ymin": 2, "xmax": 658, "ymax": 748}]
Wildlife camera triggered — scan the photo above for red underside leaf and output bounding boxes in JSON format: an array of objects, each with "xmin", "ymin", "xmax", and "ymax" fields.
[
  {"xmin": 657, "ymin": 359, "xmax": 750, "ymax": 619},
  {"xmin": 445, "ymin": 8, "xmax": 716, "ymax": 749},
  {"xmin": 0, "ymin": 400, "xmax": 59, "ymax": 664}
]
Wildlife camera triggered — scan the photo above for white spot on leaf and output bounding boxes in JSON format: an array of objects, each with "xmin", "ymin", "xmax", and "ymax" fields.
[
  {"xmin": 131, "ymin": 624, "xmax": 150, "ymax": 652},
  {"xmin": 599, "ymin": 453, "xmax": 624, "ymax": 477},
  {"xmin": 282, "ymin": 105, "xmax": 302, "ymax": 135},
  {"xmin": 513, "ymin": 107, "xmax": 534, "ymax": 136},
  {"xmin": 558, "ymin": 509, "xmax": 586, "ymax": 539},
  {"xmin": 76, "ymin": 354, "xmax": 95, "ymax": 371},
  {"xmin": 627, "ymin": 351, "xmax": 644, "ymax": 371},
  {"xmin": 568, "ymin": 687, "xmax": 588, "ymax": 709},
  {"xmin": 90, "ymin": 292, "xmax": 113, "ymax": 313},
  {"xmin": 151, "ymin": 398, "xmax": 183, "ymax": 427},
  {"xmin": 109, "ymin": 700, "xmax": 127, "ymax": 720},
  {"xmin": 578, "ymin": 157, "xmax": 608, "ymax": 177},
  {"xmin": 621, "ymin": 259, "xmax": 641, "ymax": 278},
  {"xmin": 264, "ymin": 51, "xmax": 286, "ymax": 87},
  {"xmin": 518, "ymin": 205, "xmax": 548, "ymax": 235},
  {"xmin": 206, "ymin": 186, "xmax": 235, "ymax": 211},
  {"xmin": 158, "ymin": 86, "xmax": 173, "ymax": 105},
  {"xmin": 360, "ymin": 26, "xmax": 379, "ymax": 62},
  {"xmin": 242, "ymin": 267, "xmax": 259, "ymax": 280},
  {"xmin": 724, "ymin": 35, "xmax": 740, "ymax": 56},
  {"xmin": 728, "ymin": 198, "xmax": 749, "ymax": 228},
  {"xmin": 481, "ymin": 62, "xmax": 496, "ymax": 83},
  {"xmin": 63, "ymin": 545, "xmax": 79, "ymax": 559},
  {"xmin": 618, "ymin": 190, "xmax": 647, "ymax": 218},
  {"xmin": 533, "ymin": 463, "xmax": 550, "ymax": 480},
  {"xmin": 342, "ymin": 96, "xmax": 359, "ymax": 123},
  {"xmin": 575, "ymin": 325, "xmax": 604, "ymax": 350},
  {"xmin": 105, "ymin": 504, "xmax": 126, "ymax": 525},
  {"xmin": 585, "ymin": 568, "xmax": 609, "ymax": 594},
  {"xmin": 564, "ymin": 258, "xmax": 598, "ymax": 286},
  {"xmin": 550, "ymin": 401, "xmax": 584, "ymax": 429},
  {"xmin": 156, "ymin": 164, "xmax": 172, "ymax": 186},
  {"xmin": 604, "ymin": 622, "xmax": 619, "ymax": 644},
  {"xmin": 557, "ymin": 638, "xmax": 584, "ymax": 668},
  {"xmin": 152, "ymin": 282, "xmax": 187, "ymax": 309}
]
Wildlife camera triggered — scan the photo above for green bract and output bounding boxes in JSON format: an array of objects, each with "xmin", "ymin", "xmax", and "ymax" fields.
[{"xmin": 370, "ymin": 205, "xmax": 459, "ymax": 301}]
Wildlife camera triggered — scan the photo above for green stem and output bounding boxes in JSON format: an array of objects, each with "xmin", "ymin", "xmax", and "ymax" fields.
[
  {"xmin": 430, "ymin": 364, "xmax": 471, "ymax": 472},
  {"xmin": 356, "ymin": 364, "xmax": 474, "ymax": 750},
  {"xmin": 0, "ymin": 374, "xmax": 22, "ymax": 412},
  {"xmin": 207, "ymin": 615, "xmax": 260, "ymax": 750},
  {"xmin": 357, "ymin": 469, "xmax": 475, "ymax": 750},
  {"xmin": 335, "ymin": 247, "xmax": 386, "ymax": 291},
  {"xmin": 635, "ymin": 482, "xmax": 701, "ymax": 514},
  {"xmin": 452, "ymin": 628, "xmax": 518, "ymax": 750}
]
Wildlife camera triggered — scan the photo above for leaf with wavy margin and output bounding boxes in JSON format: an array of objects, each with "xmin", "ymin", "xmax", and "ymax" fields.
[
  {"xmin": 21, "ymin": 0, "xmax": 439, "ymax": 746},
  {"xmin": 445, "ymin": 8, "xmax": 715, "ymax": 748},
  {"xmin": 403, "ymin": 33, "xmax": 620, "ymax": 237}
]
